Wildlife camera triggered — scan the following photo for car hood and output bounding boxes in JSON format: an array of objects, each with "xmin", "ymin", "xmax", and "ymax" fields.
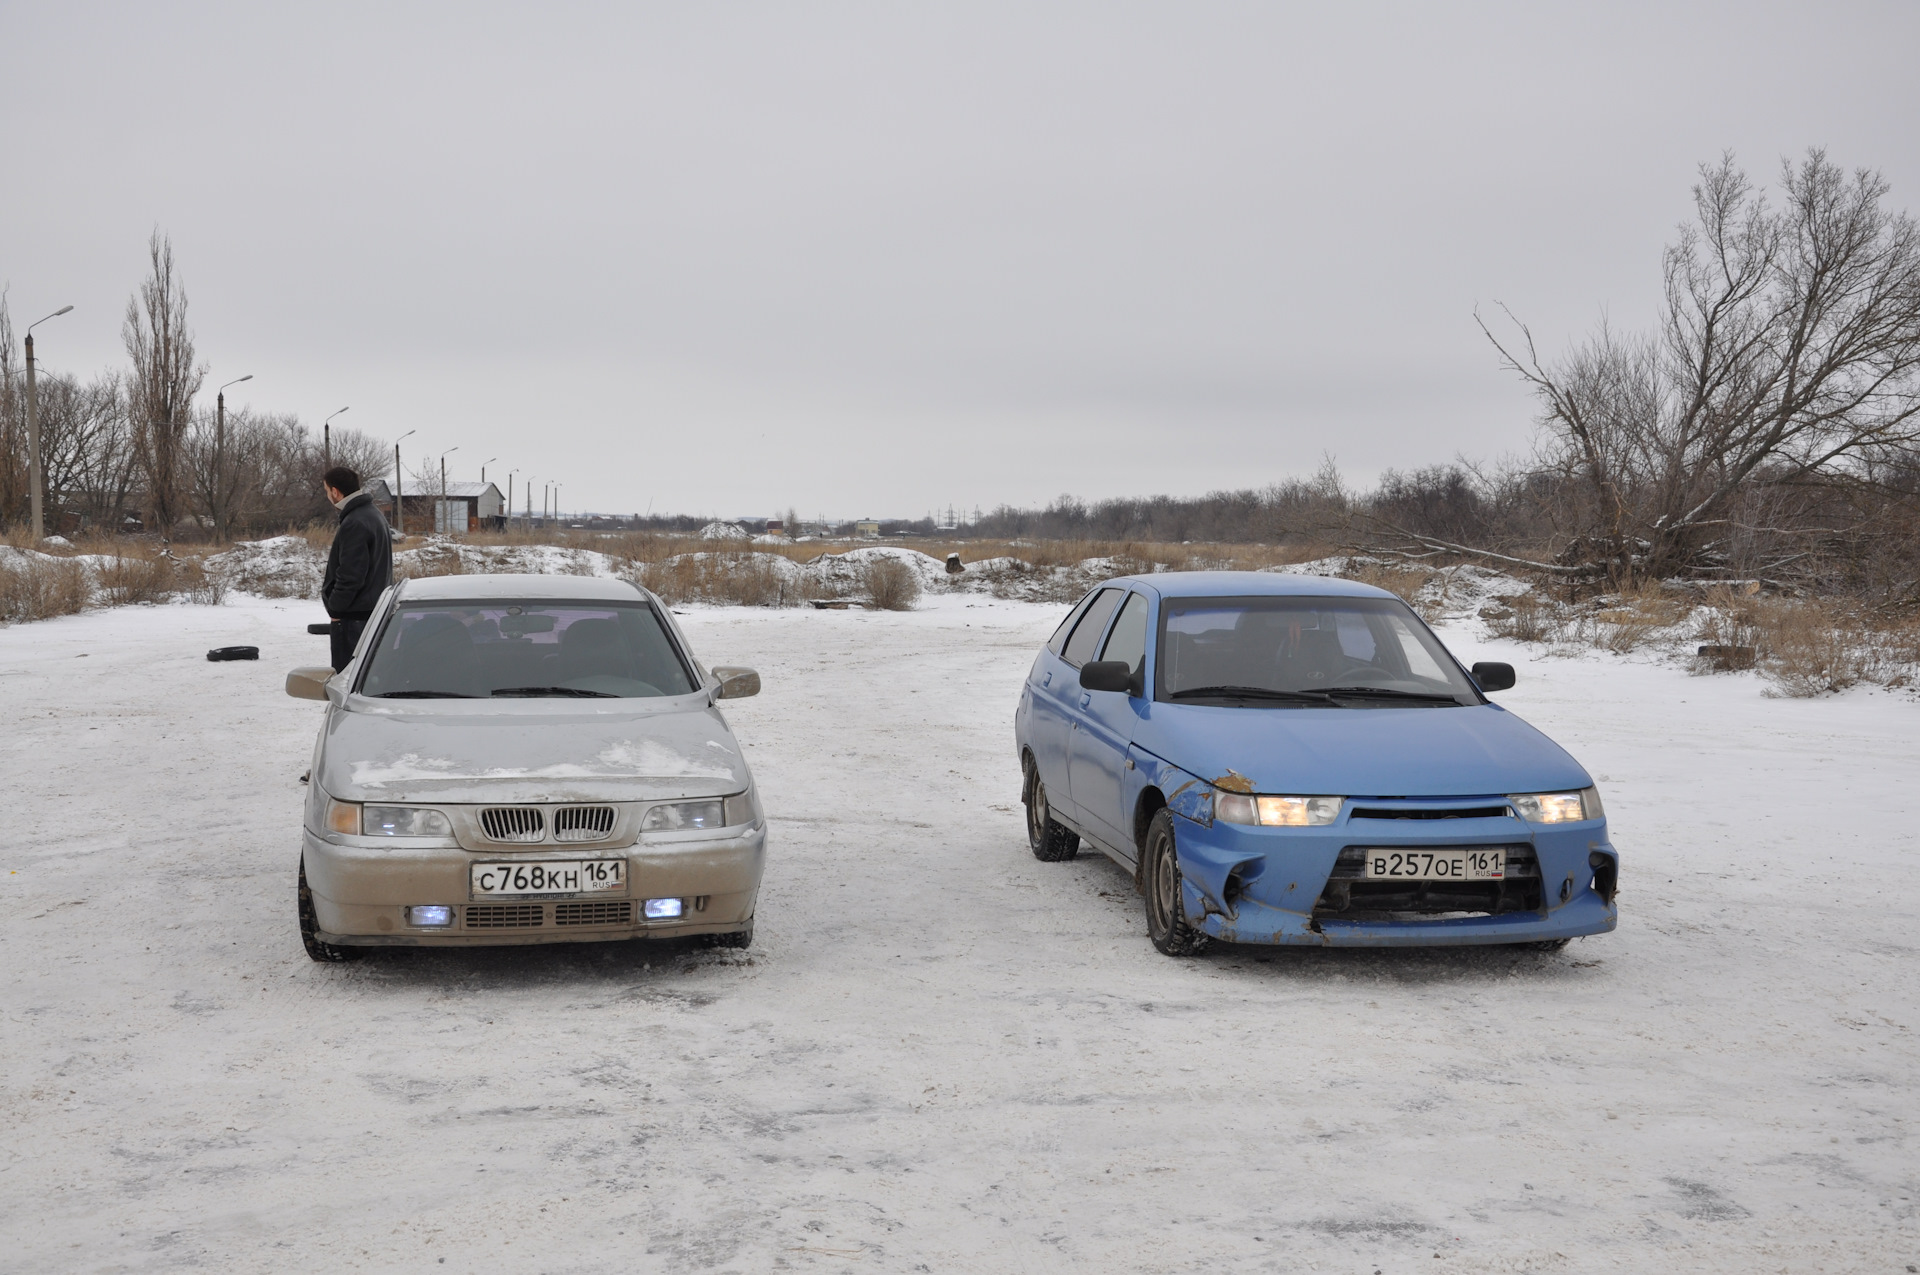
[
  {"xmin": 318, "ymin": 698, "xmax": 749, "ymax": 804},
  {"xmin": 1133, "ymin": 701, "xmax": 1590, "ymax": 797}
]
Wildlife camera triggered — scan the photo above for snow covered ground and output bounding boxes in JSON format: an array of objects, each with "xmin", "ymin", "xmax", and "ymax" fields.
[{"xmin": 1, "ymin": 592, "xmax": 1916, "ymax": 1272}]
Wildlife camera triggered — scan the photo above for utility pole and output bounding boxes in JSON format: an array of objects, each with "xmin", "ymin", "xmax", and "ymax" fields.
[
  {"xmin": 393, "ymin": 429, "xmax": 416, "ymax": 535},
  {"xmin": 438, "ymin": 447, "xmax": 458, "ymax": 535},
  {"xmin": 24, "ymin": 305, "xmax": 74, "ymax": 541},
  {"xmin": 323, "ymin": 407, "xmax": 349, "ymax": 471},
  {"xmin": 215, "ymin": 375, "xmax": 253, "ymax": 540}
]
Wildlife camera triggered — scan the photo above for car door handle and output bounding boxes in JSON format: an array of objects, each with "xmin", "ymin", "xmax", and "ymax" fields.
[
  {"xmin": 1042, "ymin": 671, "xmax": 1052, "ymax": 687},
  {"xmin": 1079, "ymin": 693, "xmax": 1091, "ymax": 708}
]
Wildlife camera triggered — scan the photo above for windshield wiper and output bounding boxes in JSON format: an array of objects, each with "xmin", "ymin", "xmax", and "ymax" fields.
[
  {"xmin": 490, "ymin": 686, "xmax": 620, "ymax": 698},
  {"xmin": 375, "ymin": 690, "xmax": 476, "ymax": 699},
  {"xmin": 1300, "ymin": 685, "xmax": 1465, "ymax": 704},
  {"xmin": 1168, "ymin": 685, "xmax": 1334, "ymax": 704}
]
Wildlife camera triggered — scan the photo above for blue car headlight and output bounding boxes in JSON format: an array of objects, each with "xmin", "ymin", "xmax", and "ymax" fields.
[
  {"xmin": 1215, "ymin": 793, "xmax": 1344, "ymax": 826},
  {"xmin": 1510, "ymin": 787, "xmax": 1604, "ymax": 823}
]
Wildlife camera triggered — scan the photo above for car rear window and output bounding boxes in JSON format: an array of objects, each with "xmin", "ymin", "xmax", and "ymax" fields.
[
  {"xmin": 1045, "ymin": 590, "xmax": 1102, "ymax": 656},
  {"xmin": 1059, "ymin": 588, "xmax": 1123, "ymax": 667},
  {"xmin": 359, "ymin": 600, "xmax": 696, "ymax": 699}
]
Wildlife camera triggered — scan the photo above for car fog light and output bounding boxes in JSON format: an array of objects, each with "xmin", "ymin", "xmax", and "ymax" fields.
[
  {"xmin": 405, "ymin": 905, "xmax": 454, "ymax": 927},
  {"xmin": 644, "ymin": 898, "xmax": 684, "ymax": 919}
]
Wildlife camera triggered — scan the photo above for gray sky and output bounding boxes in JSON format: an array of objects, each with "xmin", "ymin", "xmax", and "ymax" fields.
[{"xmin": 7, "ymin": 1, "xmax": 1919, "ymax": 520}]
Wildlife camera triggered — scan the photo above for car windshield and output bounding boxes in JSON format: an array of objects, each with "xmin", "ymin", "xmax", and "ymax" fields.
[
  {"xmin": 1156, "ymin": 595, "xmax": 1479, "ymax": 706},
  {"xmin": 358, "ymin": 600, "xmax": 697, "ymax": 700}
]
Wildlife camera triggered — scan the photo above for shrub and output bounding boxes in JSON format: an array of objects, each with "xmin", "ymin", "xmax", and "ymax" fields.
[
  {"xmin": 0, "ymin": 554, "xmax": 91, "ymax": 622},
  {"xmin": 97, "ymin": 554, "xmax": 175, "ymax": 606},
  {"xmin": 863, "ymin": 558, "xmax": 922, "ymax": 611},
  {"xmin": 1485, "ymin": 593, "xmax": 1564, "ymax": 643}
]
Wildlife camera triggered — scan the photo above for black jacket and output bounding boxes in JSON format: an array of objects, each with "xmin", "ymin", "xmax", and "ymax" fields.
[{"xmin": 321, "ymin": 491, "xmax": 394, "ymax": 619}]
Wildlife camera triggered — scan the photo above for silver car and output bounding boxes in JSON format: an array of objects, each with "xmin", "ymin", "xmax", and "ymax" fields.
[{"xmin": 285, "ymin": 574, "xmax": 764, "ymax": 961}]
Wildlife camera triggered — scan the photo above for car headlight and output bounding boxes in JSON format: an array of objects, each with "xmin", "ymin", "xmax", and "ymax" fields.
[
  {"xmin": 1214, "ymin": 793, "xmax": 1344, "ymax": 827},
  {"xmin": 642, "ymin": 793, "xmax": 757, "ymax": 832},
  {"xmin": 1510, "ymin": 787, "xmax": 1603, "ymax": 823},
  {"xmin": 363, "ymin": 805, "xmax": 452, "ymax": 837},
  {"xmin": 643, "ymin": 799, "xmax": 725, "ymax": 832}
]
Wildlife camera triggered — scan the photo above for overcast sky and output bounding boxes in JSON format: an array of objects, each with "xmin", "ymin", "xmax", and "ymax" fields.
[{"xmin": 7, "ymin": 2, "xmax": 1919, "ymax": 520}]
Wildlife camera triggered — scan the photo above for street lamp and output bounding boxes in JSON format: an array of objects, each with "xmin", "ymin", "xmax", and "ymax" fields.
[
  {"xmin": 393, "ymin": 429, "xmax": 416, "ymax": 535},
  {"xmin": 439, "ymin": 447, "xmax": 459, "ymax": 535},
  {"xmin": 323, "ymin": 406, "xmax": 349, "ymax": 470},
  {"xmin": 215, "ymin": 374, "xmax": 253, "ymax": 540},
  {"xmin": 24, "ymin": 305, "xmax": 74, "ymax": 541}
]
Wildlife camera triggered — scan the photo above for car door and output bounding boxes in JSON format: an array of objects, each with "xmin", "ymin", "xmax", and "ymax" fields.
[
  {"xmin": 1031, "ymin": 587, "xmax": 1124, "ymax": 826},
  {"xmin": 1067, "ymin": 590, "xmax": 1150, "ymax": 857}
]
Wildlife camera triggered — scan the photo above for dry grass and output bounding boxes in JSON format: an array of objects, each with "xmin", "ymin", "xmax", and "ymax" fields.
[{"xmin": 0, "ymin": 553, "xmax": 91, "ymax": 622}]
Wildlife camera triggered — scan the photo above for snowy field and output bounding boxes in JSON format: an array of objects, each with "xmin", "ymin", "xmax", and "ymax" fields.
[{"xmin": 2, "ymin": 592, "xmax": 1917, "ymax": 1273}]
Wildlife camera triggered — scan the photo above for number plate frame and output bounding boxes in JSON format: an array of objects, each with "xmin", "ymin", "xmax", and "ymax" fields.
[
  {"xmin": 1362, "ymin": 848, "xmax": 1506, "ymax": 881},
  {"xmin": 469, "ymin": 858, "xmax": 628, "ymax": 899}
]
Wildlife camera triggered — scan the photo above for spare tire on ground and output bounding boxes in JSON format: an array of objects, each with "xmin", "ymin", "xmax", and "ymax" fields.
[{"xmin": 207, "ymin": 646, "xmax": 260, "ymax": 662}]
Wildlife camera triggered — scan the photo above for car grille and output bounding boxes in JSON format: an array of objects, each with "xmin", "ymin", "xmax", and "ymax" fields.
[
  {"xmin": 1314, "ymin": 845, "xmax": 1542, "ymax": 918},
  {"xmin": 553, "ymin": 805, "xmax": 617, "ymax": 842},
  {"xmin": 1348, "ymin": 804, "xmax": 1512, "ymax": 821},
  {"xmin": 466, "ymin": 904, "xmax": 545, "ymax": 929},
  {"xmin": 554, "ymin": 900, "xmax": 633, "ymax": 926},
  {"xmin": 480, "ymin": 807, "xmax": 545, "ymax": 842}
]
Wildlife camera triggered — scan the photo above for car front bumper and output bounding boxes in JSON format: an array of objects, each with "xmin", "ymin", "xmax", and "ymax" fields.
[
  {"xmin": 302, "ymin": 823, "xmax": 766, "ymax": 947},
  {"xmin": 1172, "ymin": 811, "xmax": 1618, "ymax": 948}
]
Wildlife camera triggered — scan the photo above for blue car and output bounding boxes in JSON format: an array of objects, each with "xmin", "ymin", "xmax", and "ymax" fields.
[{"xmin": 1014, "ymin": 572, "xmax": 1619, "ymax": 954}]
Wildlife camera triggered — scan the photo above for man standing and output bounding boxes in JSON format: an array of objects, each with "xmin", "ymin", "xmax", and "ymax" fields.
[{"xmin": 320, "ymin": 466, "xmax": 393, "ymax": 672}]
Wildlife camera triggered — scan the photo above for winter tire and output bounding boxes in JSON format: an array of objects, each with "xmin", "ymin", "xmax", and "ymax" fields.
[
  {"xmin": 299, "ymin": 858, "xmax": 363, "ymax": 963},
  {"xmin": 1022, "ymin": 757, "xmax": 1079, "ymax": 862},
  {"xmin": 1142, "ymin": 808, "xmax": 1208, "ymax": 956},
  {"xmin": 706, "ymin": 920, "xmax": 754, "ymax": 950}
]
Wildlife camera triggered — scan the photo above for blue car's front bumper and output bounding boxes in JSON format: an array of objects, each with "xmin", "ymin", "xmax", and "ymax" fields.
[{"xmin": 1171, "ymin": 809, "xmax": 1619, "ymax": 948}]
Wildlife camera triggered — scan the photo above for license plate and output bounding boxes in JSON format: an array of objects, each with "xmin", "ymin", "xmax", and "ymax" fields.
[
  {"xmin": 1363, "ymin": 848, "xmax": 1505, "ymax": 880},
  {"xmin": 470, "ymin": 859, "xmax": 627, "ymax": 898}
]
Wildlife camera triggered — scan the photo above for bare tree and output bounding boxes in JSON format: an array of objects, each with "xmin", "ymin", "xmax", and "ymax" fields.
[
  {"xmin": 123, "ymin": 232, "xmax": 205, "ymax": 541},
  {"xmin": 1465, "ymin": 151, "xmax": 1920, "ymax": 585}
]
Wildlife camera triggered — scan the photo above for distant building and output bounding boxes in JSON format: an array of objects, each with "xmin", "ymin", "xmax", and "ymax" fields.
[
  {"xmin": 370, "ymin": 478, "xmax": 504, "ymax": 536},
  {"xmin": 855, "ymin": 519, "xmax": 881, "ymax": 539}
]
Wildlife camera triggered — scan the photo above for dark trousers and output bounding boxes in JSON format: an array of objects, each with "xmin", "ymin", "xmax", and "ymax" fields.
[{"xmin": 329, "ymin": 618, "xmax": 368, "ymax": 672}]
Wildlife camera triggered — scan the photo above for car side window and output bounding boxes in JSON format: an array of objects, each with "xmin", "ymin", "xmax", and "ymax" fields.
[
  {"xmin": 1059, "ymin": 588, "xmax": 1122, "ymax": 667},
  {"xmin": 1046, "ymin": 590, "xmax": 1102, "ymax": 657},
  {"xmin": 1099, "ymin": 592, "xmax": 1149, "ymax": 677}
]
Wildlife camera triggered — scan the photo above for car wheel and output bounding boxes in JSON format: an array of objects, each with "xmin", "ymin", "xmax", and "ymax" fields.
[
  {"xmin": 1022, "ymin": 757, "xmax": 1079, "ymax": 862},
  {"xmin": 298, "ymin": 858, "xmax": 363, "ymax": 963},
  {"xmin": 705, "ymin": 919, "xmax": 754, "ymax": 950},
  {"xmin": 1142, "ymin": 809, "xmax": 1208, "ymax": 956},
  {"xmin": 1517, "ymin": 937, "xmax": 1571, "ymax": 951}
]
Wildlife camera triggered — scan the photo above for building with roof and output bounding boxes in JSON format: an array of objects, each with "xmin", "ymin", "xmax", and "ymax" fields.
[{"xmin": 366, "ymin": 478, "xmax": 504, "ymax": 536}]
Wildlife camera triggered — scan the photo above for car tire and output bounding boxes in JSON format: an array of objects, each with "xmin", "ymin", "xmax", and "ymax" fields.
[
  {"xmin": 1022, "ymin": 757, "xmax": 1080, "ymax": 862},
  {"xmin": 705, "ymin": 919, "xmax": 754, "ymax": 950},
  {"xmin": 1518, "ymin": 937, "xmax": 1571, "ymax": 951},
  {"xmin": 1142, "ymin": 809, "xmax": 1208, "ymax": 957},
  {"xmin": 298, "ymin": 858, "xmax": 363, "ymax": 963}
]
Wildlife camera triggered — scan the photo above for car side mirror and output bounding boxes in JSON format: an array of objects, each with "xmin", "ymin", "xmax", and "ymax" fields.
[
  {"xmin": 1079, "ymin": 660, "xmax": 1135, "ymax": 694},
  {"xmin": 286, "ymin": 666, "xmax": 335, "ymax": 701},
  {"xmin": 1471, "ymin": 661, "xmax": 1516, "ymax": 692},
  {"xmin": 712, "ymin": 666, "xmax": 761, "ymax": 700}
]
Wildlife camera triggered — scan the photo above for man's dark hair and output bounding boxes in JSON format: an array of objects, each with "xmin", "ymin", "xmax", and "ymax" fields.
[{"xmin": 323, "ymin": 466, "xmax": 361, "ymax": 495}]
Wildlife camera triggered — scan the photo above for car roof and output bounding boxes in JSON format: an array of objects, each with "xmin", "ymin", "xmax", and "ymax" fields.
[
  {"xmin": 395, "ymin": 573, "xmax": 648, "ymax": 603},
  {"xmin": 1106, "ymin": 569, "xmax": 1400, "ymax": 600}
]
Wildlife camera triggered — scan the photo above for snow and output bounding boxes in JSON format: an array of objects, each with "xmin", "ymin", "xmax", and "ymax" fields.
[
  {"xmin": 699, "ymin": 520, "xmax": 750, "ymax": 541},
  {"xmin": 2, "ymin": 592, "xmax": 1916, "ymax": 1270}
]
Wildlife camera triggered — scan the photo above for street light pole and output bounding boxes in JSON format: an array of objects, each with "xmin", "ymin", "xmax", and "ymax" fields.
[
  {"xmin": 438, "ymin": 447, "xmax": 459, "ymax": 535},
  {"xmin": 393, "ymin": 429, "xmax": 416, "ymax": 535},
  {"xmin": 215, "ymin": 374, "xmax": 253, "ymax": 541},
  {"xmin": 323, "ymin": 407, "xmax": 350, "ymax": 471},
  {"xmin": 24, "ymin": 305, "xmax": 74, "ymax": 541}
]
